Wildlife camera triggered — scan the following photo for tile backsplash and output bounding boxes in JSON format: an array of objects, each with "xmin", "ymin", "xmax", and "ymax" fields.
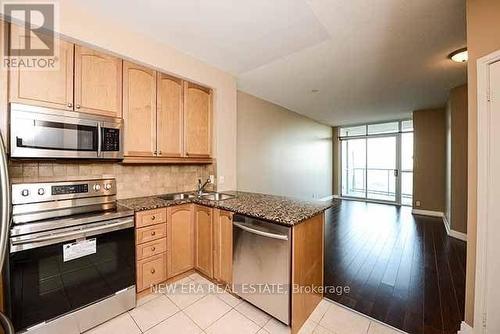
[{"xmin": 8, "ymin": 161, "xmax": 216, "ymax": 199}]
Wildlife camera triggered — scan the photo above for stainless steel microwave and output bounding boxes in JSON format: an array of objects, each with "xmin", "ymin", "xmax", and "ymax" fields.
[{"xmin": 10, "ymin": 103, "xmax": 123, "ymax": 159}]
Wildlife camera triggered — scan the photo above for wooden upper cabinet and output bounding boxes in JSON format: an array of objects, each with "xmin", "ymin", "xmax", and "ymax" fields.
[
  {"xmin": 157, "ymin": 74, "xmax": 183, "ymax": 157},
  {"xmin": 167, "ymin": 204, "xmax": 195, "ymax": 278},
  {"xmin": 8, "ymin": 24, "xmax": 74, "ymax": 110},
  {"xmin": 195, "ymin": 205, "xmax": 213, "ymax": 278},
  {"xmin": 122, "ymin": 61, "xmax": 157, "ymax": 157},
  {"xmin": 213, "ymin": 209, "xmax": 233, "ymax": 284},
  {"xmin": 184, "ymin": 82, "xmax": 212, "ymax": 157},
  {"xmin": 74, "ymin": 45, "xmax": 122, "ymax": 117}
]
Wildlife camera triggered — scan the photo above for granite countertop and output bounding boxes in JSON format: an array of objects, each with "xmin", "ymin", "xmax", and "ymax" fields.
[{"xmin": 118, "ymin": 191, "xmax": 339, "ymax": 226}]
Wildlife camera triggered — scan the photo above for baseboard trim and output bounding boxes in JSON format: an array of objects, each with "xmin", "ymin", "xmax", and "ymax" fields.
[
  {"xmin": 458, "ymin": 321, "xmax": 473, "ymax": 334},
  {"xmin": 443, "ymin": 215, "xmax": 468, "ymax": 242},
  {"xmin": 411, "ymin": 209, "xmax": 444, "ymax": 217},
  {"xmin": 319, "ymin": 194, "xmax": 336, "ymax": 201}
]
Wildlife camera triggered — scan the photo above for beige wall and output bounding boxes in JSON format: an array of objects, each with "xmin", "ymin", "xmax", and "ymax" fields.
[
  {"xmin": 237, "ymin": 91, "xmax": 332, "ymax": 199},
  {"xmin": 445, "ymin": 85, "xmax": 468, "ymax": 234},
  {"xmin": 8, "ymin": 161, "xmax": 215, "ymax": 200},
  {"xmin": 465, "ymin": 0, "xmax": 500, "ymax": 325},
  {"xmin": 413, "ymin": 108, "xmax": 446, "ymax": 212},
  {"xmin": 332, "ymin": 127, "xmax": 341, "ymax": 196},
  {"xmin": 1, "ymin": 4, "xmax": 237, "ymax": 190}
]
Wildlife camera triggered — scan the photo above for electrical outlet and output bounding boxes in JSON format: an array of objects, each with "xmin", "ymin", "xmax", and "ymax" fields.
[
  {"xmin": 209, "ymin": 175, "xmax": 215, "ymax": 184},
  {"xmin": 415, "ymin": 200, "xmax": 421, "ymax": 207}
]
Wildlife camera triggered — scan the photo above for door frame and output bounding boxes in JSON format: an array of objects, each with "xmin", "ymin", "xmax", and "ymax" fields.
[
  {"xmin": 474, "ymin": 49, "xmax": 500, "ymax": 333},
  {"xmin": 339, "ymin": 120, "xmax": 412, "ymax": 206}
]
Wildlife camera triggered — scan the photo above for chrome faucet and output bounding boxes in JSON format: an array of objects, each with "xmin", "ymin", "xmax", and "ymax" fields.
[{"xmin": 197, "ymin": 178, "xmax": 211, "ymax": 196}]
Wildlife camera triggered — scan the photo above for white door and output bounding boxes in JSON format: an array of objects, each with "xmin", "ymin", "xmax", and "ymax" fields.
[{"xmin": 477, "ymin": 57, "xmax": 500, "ymax": 333}]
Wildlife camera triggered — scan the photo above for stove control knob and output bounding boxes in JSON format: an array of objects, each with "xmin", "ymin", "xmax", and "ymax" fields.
[
  {"xmin": 104, "ymin": 183, "xmax": 112, "ymax": 190},
  {"xmin": 38, "ymin": 188, "xmax": 45, "ymax": 196},
  {"xmin": 21, "ymin": 189, "xmax": 29, "ymax": 197},
  {"xmin": 93, "ymin": 184, "xmax": 101, "ymax": 192}
]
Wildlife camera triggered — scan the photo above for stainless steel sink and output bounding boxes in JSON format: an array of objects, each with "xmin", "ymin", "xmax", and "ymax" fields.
[
  {"xmin": 159, "ymin": 192, "xmax": 196, "ymax": 201},
  {"xmin": 200, "ymin": 192, "xmax": 236, "ymax": 201}
]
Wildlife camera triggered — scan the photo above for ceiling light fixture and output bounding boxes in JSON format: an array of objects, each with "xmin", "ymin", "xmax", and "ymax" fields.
[{"xmin": 449, "ymin": 48, "xmax": 468, "ymax": 63}]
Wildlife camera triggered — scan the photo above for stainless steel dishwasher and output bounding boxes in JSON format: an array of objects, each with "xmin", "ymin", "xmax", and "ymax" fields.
[{"xmin": 232, "ymin": 214, "xmax": 291, "ymax": 325}]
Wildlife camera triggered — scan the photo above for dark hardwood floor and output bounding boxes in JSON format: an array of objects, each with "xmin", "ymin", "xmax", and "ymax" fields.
[{"xmin": 324, "ymin": 200, "xmax": 466, "ymax": 334}]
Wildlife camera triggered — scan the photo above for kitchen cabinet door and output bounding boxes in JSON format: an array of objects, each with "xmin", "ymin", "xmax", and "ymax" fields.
[
  {"xmin": 9, "ymin": 23, "xmax": 74, "ymax": 110},
  {"xmin": 184, "ymin": 82, "xmax": 212, "ymax": 157},
  {"xmin": 167, "ymin": 204, "xmax": 195, "ymax": 277},
  {"xmin": 157, "ymin": 73, "xmax": 183, "ymax": 157},
  {"xmin": 137, "ymin": 253, "xmax": 167, "ymax": 292},
  {"xmin": 213, "ymin": 209, "xmax": 233, "ymax": 284},
  {"xmin": 122, "ymin": 61, "xmax": 157, "ymax": 157},
  {"xmin": 195, "ymin": 205, "xmax": 213, "ymax": 278},
  {"xmin": 74, "ymin": 45, "xmax": 122, "ymax": 117}
]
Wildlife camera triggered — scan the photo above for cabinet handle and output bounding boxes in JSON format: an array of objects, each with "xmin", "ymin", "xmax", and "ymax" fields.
[
  {"xmin": 76, "ymin": 104, "xmax": 81, "ymax": 109},
  {"xmin": 154, "ymin": 150, "xmax": 157, "ymax": 156},
  {"xmin": 151, "ymin": 247, "xmax": 156, "ymax": 252},
  {"xmin": 151, "ymin": 215, "xmax": 156, "ymax": 220},
  {"xmin": 67, "ymin": 103, "xmax": 73, "ymax": 108},
  {"xmin": 158, "ymin": 151, "xmax": 162, "ymax": 156},
  {"xmin": 151, "ymin": 231, "xmax": 156, "ymax": 236},
  {"xmin": 150, "ymin": 268, "xmax": 156, "ymax": 274}
]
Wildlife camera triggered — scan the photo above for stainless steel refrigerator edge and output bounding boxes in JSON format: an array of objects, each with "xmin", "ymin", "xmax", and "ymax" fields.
[
  {"xmin": 0, "ymin": 134, "xmax": 15, "ymax": 333},
  {"xmin": 232, "ymin": 214, "xmax": 291, "ymax": 325}
]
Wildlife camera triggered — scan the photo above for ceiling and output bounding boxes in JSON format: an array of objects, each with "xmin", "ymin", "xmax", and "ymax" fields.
[{"xmin": 70, "ymin": 0, "xmax": 467, "ymax": 126}]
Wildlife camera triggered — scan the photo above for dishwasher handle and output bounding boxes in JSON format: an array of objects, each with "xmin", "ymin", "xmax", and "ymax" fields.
[{"xmin": 233, "ymin": 221, "xmax": 289, "ymax": 241}]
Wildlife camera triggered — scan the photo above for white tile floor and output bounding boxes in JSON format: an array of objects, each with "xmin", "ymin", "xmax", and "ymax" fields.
[{"xmin": 86, "ymin": 273, "xmax": 406, "ymax": 334}]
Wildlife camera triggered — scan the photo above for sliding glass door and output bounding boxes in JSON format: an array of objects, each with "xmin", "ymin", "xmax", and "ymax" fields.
[
  {"xmin": 366, "ymin": 136, "xmax": 397, "ymax": 202},
  {"xmin": 340, "ymin": 120, "xmax": 413, "ymax": 205},
  {"xmin": 341, "ymin": 139, "xmax": 366, "ymax": 198}
]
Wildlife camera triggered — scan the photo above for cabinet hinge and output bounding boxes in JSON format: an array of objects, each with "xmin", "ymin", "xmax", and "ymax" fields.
[
  {"xmin": 487, "ymin": 90, "xmax": 491, "ymax": 102},
  {"xmin": 482, "ymin": 312, "xmax": 487, "ymax": 328}
]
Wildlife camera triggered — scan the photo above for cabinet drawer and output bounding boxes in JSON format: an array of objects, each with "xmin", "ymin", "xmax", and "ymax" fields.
[
  {"xmin": 136, "ymin": 224, "xmax": 166, "ymax": 244},
  {"xmin": 137, "ymin": 253, "xmax": 167, "ymax": 292},
  {"xmin": 136, "ymin": 238, "xmax": 166, "ymax": 260},
  {"xmin": 136, "ymin": 208, "xmax": 167, "ymax": 228}
]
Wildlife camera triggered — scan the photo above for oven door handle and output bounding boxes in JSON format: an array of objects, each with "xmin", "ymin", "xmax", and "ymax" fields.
[{"xmin": 10, "ymin": 217, "xmax": 134, "ymax": 252}]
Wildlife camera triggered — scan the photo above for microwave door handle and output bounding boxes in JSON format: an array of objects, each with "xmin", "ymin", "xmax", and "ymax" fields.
[{"xmin": 97, "ymin": 122, "xmax": 102, "ymax": 157}]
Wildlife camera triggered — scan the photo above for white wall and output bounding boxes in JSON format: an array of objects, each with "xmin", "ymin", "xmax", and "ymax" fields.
[
  {"xmin": 49, "ymin": 2, "xmax": 237, "ymax": 190},
  {"xmin": 237, "ymin": 91, "xmax": 332, "ymax": 199}
]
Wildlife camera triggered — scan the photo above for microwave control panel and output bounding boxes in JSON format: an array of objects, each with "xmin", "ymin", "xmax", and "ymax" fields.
[{"xmin": 101, "ymin": 128, "xmax": 120, "ymax": 152}]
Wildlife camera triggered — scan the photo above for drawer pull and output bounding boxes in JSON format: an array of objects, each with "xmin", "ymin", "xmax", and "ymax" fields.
[
  {"xmin": 151, "ymin": 215, "xmax": 156, "ymax": 220},
  {"xmin": 151, "ymin": 231, "xmax": 156, "ymax": 236},
  {"xmin": 151, "ymin": 247, "xmax": 156, "ymax": 251},
  {"xmin": 150, "ymin": 268, "xmax": 156, "ymax": 274}
]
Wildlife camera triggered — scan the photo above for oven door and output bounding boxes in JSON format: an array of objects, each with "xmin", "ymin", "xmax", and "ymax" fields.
[
  {"xmin": 7, "ymin": 218, "xmax": 135, "ymax": 332},
  {"xmin": 10, "ymin": 105, "xmax": 99, "ymax": 159}
]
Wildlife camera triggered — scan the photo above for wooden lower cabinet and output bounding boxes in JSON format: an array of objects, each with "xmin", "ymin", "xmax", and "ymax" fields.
[
  {"xmin": 137, "ymin": 253, "xmax": 167, "ymax": 292},
  {"xmin": 135, "ymin": 208, "xmax": 167, "ymax": 293},
  {"xmin": 213, "ymin": 209, "xmax": 233, "ymax": 284},
  {"xmin": 194, "ymin": 205, "xmax": 213, "ymax": 278},
  {"xmin": 134, "ymin": 205, "xmax": 234, "ymax": 294},
  {"xmin": 167, "ymin": 204, "xmax": 195, "ymax": 278}
]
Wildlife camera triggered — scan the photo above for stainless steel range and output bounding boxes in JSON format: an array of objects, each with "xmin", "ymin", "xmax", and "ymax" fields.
[{"xmin": 6, "ymin": 178, "xmax": 136, "ymax": 334}]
